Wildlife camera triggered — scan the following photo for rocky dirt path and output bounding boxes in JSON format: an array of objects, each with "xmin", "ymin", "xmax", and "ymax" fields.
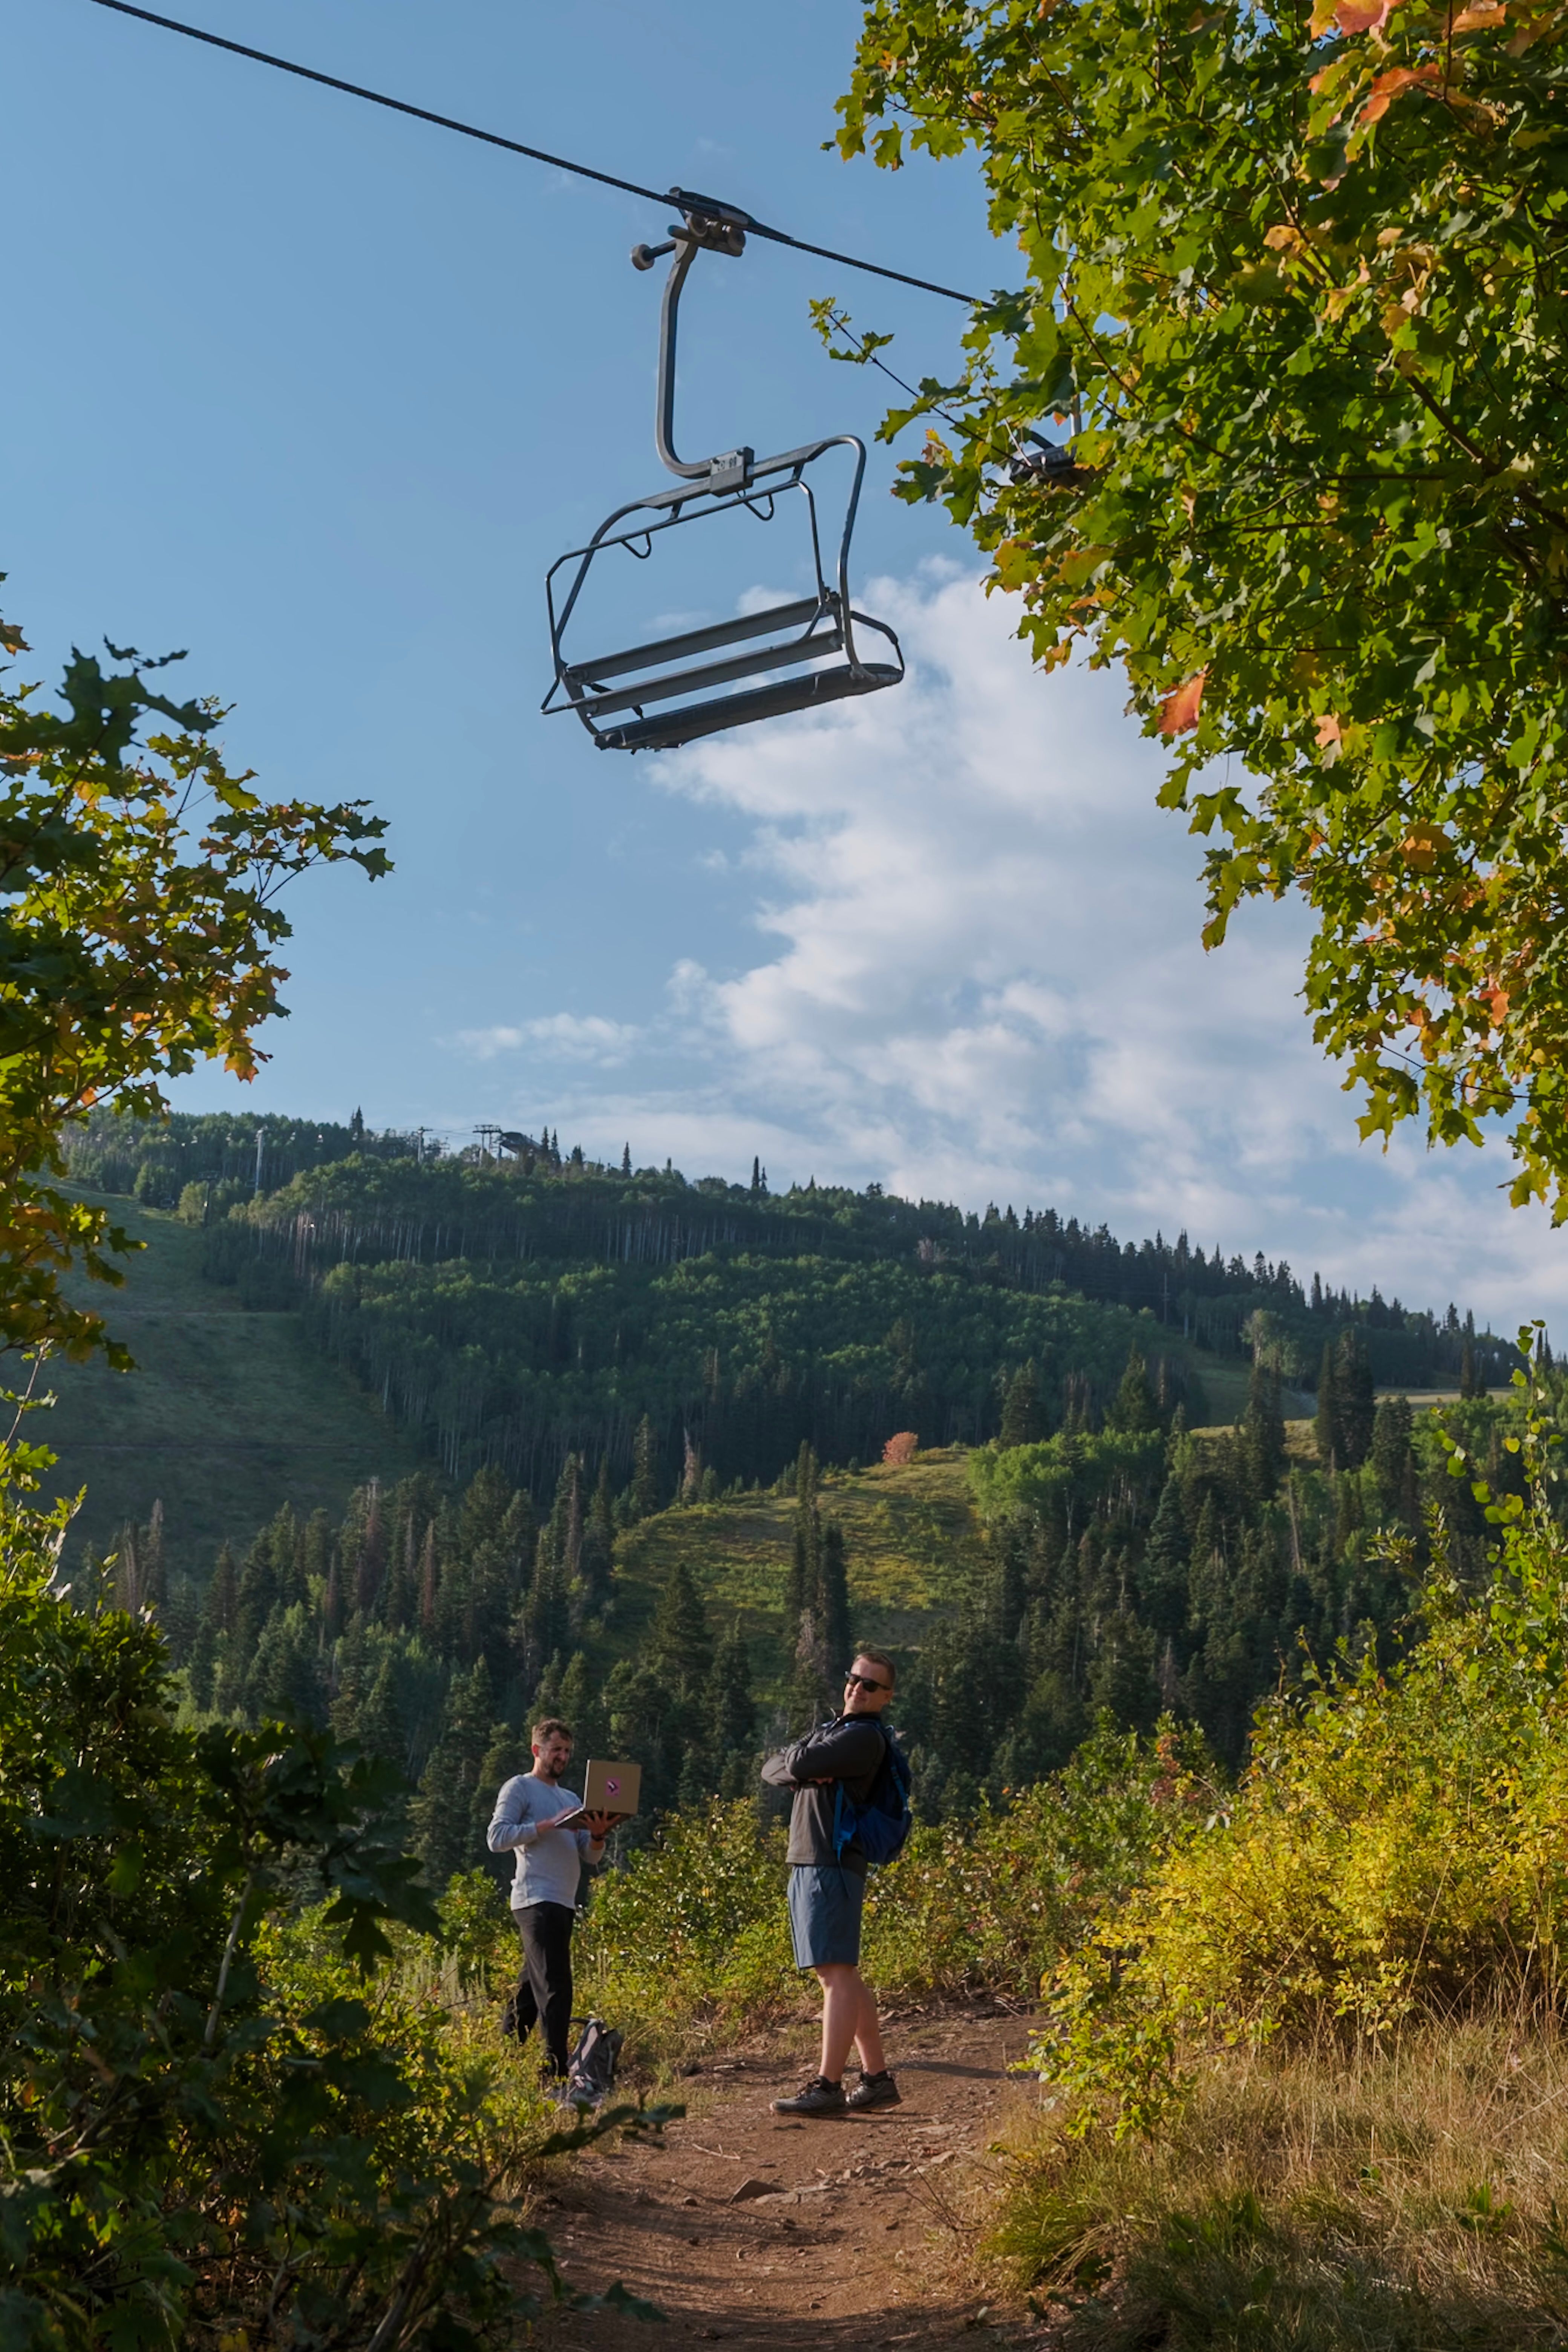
[{"xmin": 537, "ymin": 2006, "xmax": 1044, "ymax": 2350}]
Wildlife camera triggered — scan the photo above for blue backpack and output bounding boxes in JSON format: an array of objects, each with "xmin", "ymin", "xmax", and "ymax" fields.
[{"xmin": 831, "ymin": 1721, "xmax": 913, "ymax": 1867}]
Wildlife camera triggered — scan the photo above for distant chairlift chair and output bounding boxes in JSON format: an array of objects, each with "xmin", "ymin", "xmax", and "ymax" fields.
[{"xmin": 543, "ymin": 190, "xmax": 905, "ymax": 753}]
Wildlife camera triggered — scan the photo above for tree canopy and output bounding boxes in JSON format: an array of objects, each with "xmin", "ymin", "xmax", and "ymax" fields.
[
  {"xmin": 833, "ymin": 0, "xmax": 1568, "ymax": 1208},
  {"xmin": 0, "ymin": 607, "xmax": 387, "ymax": 1363}
]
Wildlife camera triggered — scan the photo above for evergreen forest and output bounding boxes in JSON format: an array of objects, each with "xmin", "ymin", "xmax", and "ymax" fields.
[{"xmin": 60, "ymin": 1110, "xmax": 1529, "ymax": 1899}]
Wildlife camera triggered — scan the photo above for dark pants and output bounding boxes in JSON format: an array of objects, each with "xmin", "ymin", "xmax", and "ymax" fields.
[{"xmin": 508, "ymin": 1901, "xmax": 576, "ymax": 2076}]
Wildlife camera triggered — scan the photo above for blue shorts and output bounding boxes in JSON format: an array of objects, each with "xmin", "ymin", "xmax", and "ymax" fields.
[{"xmin": 788, "ymin": 1864, "xmax": 865, "ymax": 1970}]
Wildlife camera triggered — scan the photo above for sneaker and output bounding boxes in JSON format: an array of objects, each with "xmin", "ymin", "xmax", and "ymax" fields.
[
  {"xmin": 847, "ymin": 2069, "xmax": 902, "ymax": 2111},
  {"xmin": 771, "ymin": 2074, "xmax": 847, "ymax": 2116}
]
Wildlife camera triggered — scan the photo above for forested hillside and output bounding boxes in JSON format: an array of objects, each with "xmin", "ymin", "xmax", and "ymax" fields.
[
  {"xmin": 51, "ymin": 1109, "xmax": 1529, "ymax": 1898},
  {"xmin": 60, "ymin": 1107, "xmax": 1511, "ymax": 1491},
  {"xmin": 129, "ymin": 1348, "xmax": 1528, "ymax": 1883}
]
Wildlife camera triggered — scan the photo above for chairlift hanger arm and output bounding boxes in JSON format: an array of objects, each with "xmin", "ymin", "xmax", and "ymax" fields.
[{"xmin": 634, "ymin": 194, "xmax": 755, "ymax": 486}]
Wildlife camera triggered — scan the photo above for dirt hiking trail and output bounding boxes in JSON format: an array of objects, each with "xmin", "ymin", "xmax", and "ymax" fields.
[{"xmin": 538, "ymin": 2006, "xmax": 1045, "ymax": 2350}]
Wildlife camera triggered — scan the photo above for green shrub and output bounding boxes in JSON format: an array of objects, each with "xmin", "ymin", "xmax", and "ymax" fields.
[
  {"xmin": 0, "ymin": 1438, "xmax": 665, "ymax": 2350},
  {"xmin": 1031, "ymin": 1347, "xmax": 1568, "ymax": 2139},
  {"xmin": 571, "ymin": 1719, "xmax": 1217, "ymax": 2060},
  {"xmin": 575, "ymin": 1802, "xmax": 795, "ymax": 2057}
]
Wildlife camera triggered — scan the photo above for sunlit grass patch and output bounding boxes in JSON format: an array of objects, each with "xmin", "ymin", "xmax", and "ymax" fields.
[{"xmin": 992, "ymin": 2019, "xmax": 1568, "ymax": 2349}]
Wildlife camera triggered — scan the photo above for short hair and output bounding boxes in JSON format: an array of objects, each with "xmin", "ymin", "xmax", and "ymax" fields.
[
  {"xmin": 531, "ymin": 1716, "xmax": 573, "ymax": 1747},
  {"xmin": 851, "ymin": 1645, "xmax": 896, "ymax": 1688}
]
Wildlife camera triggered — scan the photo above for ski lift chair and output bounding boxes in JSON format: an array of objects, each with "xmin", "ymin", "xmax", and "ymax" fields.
[{"xmin": 543, "ymin": 190, "xmax": 905, "ymax": 753}]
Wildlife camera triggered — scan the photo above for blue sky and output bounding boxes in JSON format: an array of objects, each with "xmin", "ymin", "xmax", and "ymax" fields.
[{"xmin": 6, "ymin": 0, "xmax": 1566, "ymax": 1329}]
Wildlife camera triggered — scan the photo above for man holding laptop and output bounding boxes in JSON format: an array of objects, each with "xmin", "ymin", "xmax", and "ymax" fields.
[{"xmin": 486, "ymin": 1717, "xmax": 638, "ymax": 2084}]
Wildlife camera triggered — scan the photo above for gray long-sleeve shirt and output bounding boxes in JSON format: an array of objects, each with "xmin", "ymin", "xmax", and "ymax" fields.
[
  {"xmin": 761, "ymin": 1713, "xmax": 888, "ymax": 1877},
  {"xmin": 486, "ymin": 1773, "xmax": 600, "ymax": 1909}
]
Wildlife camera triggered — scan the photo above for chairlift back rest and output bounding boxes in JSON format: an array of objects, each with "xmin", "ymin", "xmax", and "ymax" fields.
[
  {"xmin": 566, "ymin": 607, "xmax": 846, "ymax": 723},
  {"xmin": 565, "ymin": 593, "xmax": 830, "ymax": 688}
]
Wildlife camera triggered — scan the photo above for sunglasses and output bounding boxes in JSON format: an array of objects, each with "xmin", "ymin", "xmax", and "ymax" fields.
[{"xmin": 844, "ymin": 1670, "xmax": 890, "ymax": 1692}]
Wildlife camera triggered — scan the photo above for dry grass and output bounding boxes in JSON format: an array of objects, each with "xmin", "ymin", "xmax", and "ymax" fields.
[{"xmin": 989, "ymin": 2015, "xmax": 1568, "ymax": 2347}]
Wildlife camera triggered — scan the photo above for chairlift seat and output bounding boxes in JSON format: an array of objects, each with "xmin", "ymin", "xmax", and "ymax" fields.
[
  {"xmin": 591, "ymin": 656, "xmax": 904, "ymax": 754},
  {"xmin": 543, "ymin": 199, "xmax": 906, "ymax": 754},
  {"xmin": 550, "ymin": 575, "xmax": 903, "ymax": 751}
]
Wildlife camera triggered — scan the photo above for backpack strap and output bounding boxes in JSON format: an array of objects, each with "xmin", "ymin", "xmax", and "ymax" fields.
[{"xmin": 830, "ymin": 1721, "xmax": 892, "ymax": 1858}]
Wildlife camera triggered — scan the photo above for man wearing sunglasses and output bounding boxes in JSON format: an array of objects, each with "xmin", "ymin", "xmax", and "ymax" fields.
[{"xmin": 761, "ymin": 1648, "xmax": 902, "ymax": 2116}]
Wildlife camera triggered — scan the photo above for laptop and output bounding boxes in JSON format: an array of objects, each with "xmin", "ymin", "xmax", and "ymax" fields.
[{"xmin": 559, "ymin": 1759, "xmax": 641, "ymax": 1824}]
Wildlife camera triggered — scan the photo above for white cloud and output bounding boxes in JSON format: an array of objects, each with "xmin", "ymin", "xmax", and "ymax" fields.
[
  {"xmin": 457, "ymin": 1013, "xmax": 640, "ymax": 1064},
  {"xmin": 465, "ymin": 568, "xmax": 1568, "ymax": 1331}
]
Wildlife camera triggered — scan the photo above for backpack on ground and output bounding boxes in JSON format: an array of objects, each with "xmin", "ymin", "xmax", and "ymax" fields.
[
  {"xmin": 564, "ymin": 2014, "xmax": 623, "ymax": 2109},
  {"xmin": 832, "ymin": 1721, "xmax": 913, "ymax": 1867}
]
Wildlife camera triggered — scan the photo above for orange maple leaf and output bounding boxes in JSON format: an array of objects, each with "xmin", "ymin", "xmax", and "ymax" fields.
[
  {"xmin": 1315, "ymin": 713, "xmax": 1343, "ymax": 749},
  {"xmin": 1158, "ymin": 671, "xmax": 1208, "ymax": 734},
  {"xmin": 1401, "ymin": 824, "xmax": 1446, "ymax": 871},
  {"xmin": 1361, "ymin": 62, "xmax": 1443, "ymax": 122},
  {"xmin": 1337, "ymin": 0, "xmax": 1394, "ymax": 29}
]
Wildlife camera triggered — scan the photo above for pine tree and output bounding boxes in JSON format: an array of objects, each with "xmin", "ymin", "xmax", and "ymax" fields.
[
  {"xmin": 1370, "ymin": 1393, "xmax": 1415, "ymax": 1515},
  {"xmin": 458, "ymin": 1465, "xmax": 513, "ymax": 1554},
  {"xmin": 205, "ymin": 1543, "xmax": 239, "ymax": 1638},
  {"xmin": 557, "ymin": 1648, "xmax": 610, "ymax": 1763},
  {"xmin": 1336, "ymin": 1328, "xmax": 1377, "ymax": 1470},
  {"xmin": 621, "ymin": 1141, "xmax": 632, "ymax": 1176},
  {"xmin": 301, "ymin": 1507, "xmax": 335, "ymax": 1599},
  {"xmin": 186, "ymin": 1615, "xmax": 219, "ymax": 1712},
  {"xmin": 323, "ymin": 1550, "xmax": 345, "ymax": 1643},
  {"xmin": 409, "ymin": 1657, "xmax": 496, "ymax": 1888},
  {"xmin": 1241, "ymin": 1361, "xmax": 1286, "ymax": 1501},
  {"xmin": 518, "ymin": 1544, "xmax": 569, "ymax": 1684},
  {"xmin": 357, "ymin": 1652, "xmax": 410, "ymax": 1779},
  {"xmin": 579, "ymin": 1458, "xmax": 615, "ymax": 1617},
  {"xmin": 141, "ymin": 1498, "xmax": 167, "ymax": 1614},
  {"xmin": 1086, "ymin": 1610, "xmax": 1160, "ymax": 1733},
  {"xmin": 418, "ymin": 1522, "xmax": 438, "ymax": 1636},
  {"xmin": 383, "ymin": 1514, "xmax": 417, "ymax": 1633},
  {"xmin": 1315, "ymin": 1341, "xmax": 1341, "ymax": 1471},
  {"xmin": 999, "ymin": 1358, "xmax": 1044, "ymax": 1448},
  {"xmin": 528, "ymin": 1652, "xmax": 565, "ymax": 1726},
  {"xmin": 1107, "ymin": 1347, "xmax": 1160, "ymax": 1434},
  {"xmin": 246, "ymin": 1602, "xmax": 323, "ymax": 1723},
  {"xmin": 234, "ymin": 1527, "xmax": 279, "ymax": 1658},
  {"xmin": 355, "ymin": 1484, "xmax": 387, "ymax": 1617},
  {"xmin": 786, "ymin": 1441, "xmax": 820, "ymax": 1622},
  {"xmin": 542, "ymin": 1455, "xmax": 584, "ymax": 1594},
  {"xmin": 631, "ymin": 1415, "xmax": 660, "ymax": 1520},
  {"xmin": 709, "ymin": 1618, "xmax": 757, "ymax": 1795},
  {"xmin": 787, "ymin": 1603, "xmax": 833, "ymax": 1736},
  {"xmin": 819, "ymin": 1519, "xmax": 851, "ymax": 1677},
  {"xmin": 649, "ymin": 1557, "xmax": 713, "ymax": 1700},
  {"xmin": 1138, "ymin": 1475, "xmax": 1189, "ymax": 1636}
]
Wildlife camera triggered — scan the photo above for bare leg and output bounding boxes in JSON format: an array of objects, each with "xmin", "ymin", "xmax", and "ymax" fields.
[{"xmin": 815, "ymin": 1963, "xmax": 887, "ymax": 2079}]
